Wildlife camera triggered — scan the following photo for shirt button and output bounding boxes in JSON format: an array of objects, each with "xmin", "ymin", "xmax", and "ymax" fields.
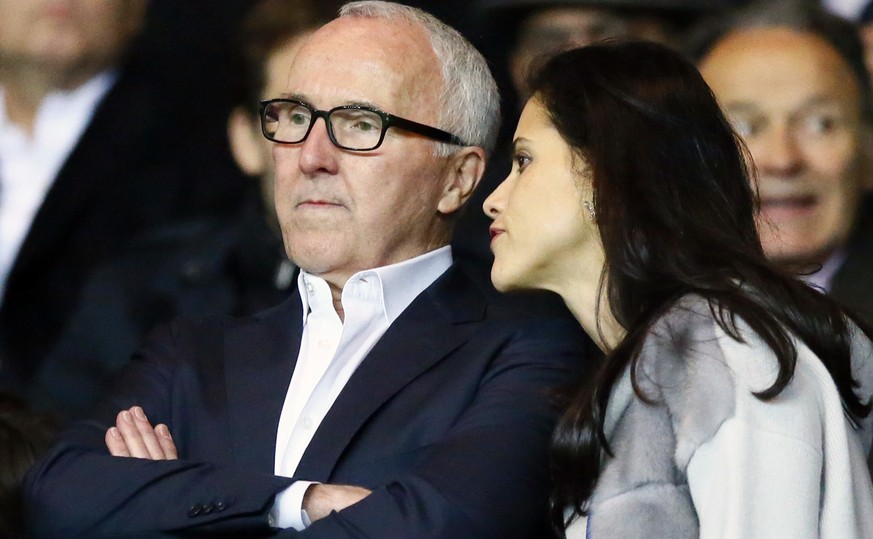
[
  {"xmin": 305, "ymin": 282, "xmax": 314, "ymax": 294},
  {"xmin": 302, "ymin": 417, "xmax": 313, "ymax": 429},
  {"xmin": 318, "ymin": 339, "xmax": 329, "ymax": 349}
]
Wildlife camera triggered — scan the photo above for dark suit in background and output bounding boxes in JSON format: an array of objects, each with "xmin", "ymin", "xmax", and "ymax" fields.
[
  {"xmin": 831, "ymin": 194, "xmax": 873, "ymax": 321},
  {"xmin": 0, "ymin": 1, "xmax": 253, "ymax": 390},
  {"xmin": 28, "ymin": 197, "xmax": 292, "ymax": 420},
  {"xmin": 25, "ymin": 265, "xmax": 590, "ymax": 538}
]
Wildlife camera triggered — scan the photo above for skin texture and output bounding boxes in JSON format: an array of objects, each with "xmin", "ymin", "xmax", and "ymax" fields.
[
  {"xmin": 484, "ymin": 98, "xmax": 622, "ymax": 350},
  {"xmin": 272, "ymin": 17, "xmax": 485, "ymax": 317},
  {"xmin": 699, "ymin": 28, "xmax": 866, "ymax": 267},
  {"xmin": 0, "ymin": 0, "xmax": 146, "ymax": 132}
]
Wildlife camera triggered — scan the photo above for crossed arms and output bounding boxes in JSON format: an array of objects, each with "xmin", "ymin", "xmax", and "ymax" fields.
[
  {"xmin": 105, "ymin": 406, "xmax": 370, "ymax": 523},
  {"xmin": 24, "ymin": 310, "xmax": 589, "ymax": 538}
]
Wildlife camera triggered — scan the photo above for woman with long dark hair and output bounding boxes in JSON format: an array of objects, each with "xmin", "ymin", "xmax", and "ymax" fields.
[{"xmin": 484, "ymin": 40, "xmax": 873, "ymax": 538}]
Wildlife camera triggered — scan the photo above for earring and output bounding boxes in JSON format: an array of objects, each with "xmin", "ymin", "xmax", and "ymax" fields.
[{"xmin": 583, "ymin": 201, "xmax": 596, "ymax": 220}]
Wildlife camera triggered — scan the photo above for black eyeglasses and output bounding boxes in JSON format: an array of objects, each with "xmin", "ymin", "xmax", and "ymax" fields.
[{"xmin": 259, "ymin": 98, "xmax": 468, "ymax": 151}]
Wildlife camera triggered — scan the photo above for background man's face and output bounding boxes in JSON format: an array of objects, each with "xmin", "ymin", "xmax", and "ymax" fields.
[
  {"xmin": 271, "ymin": 16, "xmax": 455, "ymax": 287},
  {"xmin": 510, "ymin": 7, "xmax": 670, "ymax": 100},
  {"xmin": 0, "ymin": 0, "xmax": 146, "ymax": 75},
  {"xmin": 700, "ymin": 28, "xmax": 865, "ymax": 266}
]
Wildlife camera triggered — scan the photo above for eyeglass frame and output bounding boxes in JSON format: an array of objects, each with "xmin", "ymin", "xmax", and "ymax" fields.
[{"xmin": 259, "ymin": 98, "xmax": 469, "ymax": 151}]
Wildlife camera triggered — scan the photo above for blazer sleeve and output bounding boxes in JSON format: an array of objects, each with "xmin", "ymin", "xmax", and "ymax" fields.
[{"xmin": 23, "ymin": 321, "xmax": 295, "ymax": 538}]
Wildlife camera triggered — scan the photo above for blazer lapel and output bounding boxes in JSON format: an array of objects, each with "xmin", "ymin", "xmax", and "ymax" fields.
[
  {"xmin": 295, "ymin": 266, "xmax": 487, "ymax": 480},
  {"xmin": 224, "ymin": 296, "xmax": 303, "ymax": 473}
]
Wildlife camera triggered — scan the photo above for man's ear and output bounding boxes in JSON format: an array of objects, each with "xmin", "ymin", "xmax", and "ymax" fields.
[
  {"xmin": 227, "ymin": 107, "xmax": 266, "ymax": 177},
  {"xmin": 437, "ymin": 146, "xmax": 487, "ymax": 215}
]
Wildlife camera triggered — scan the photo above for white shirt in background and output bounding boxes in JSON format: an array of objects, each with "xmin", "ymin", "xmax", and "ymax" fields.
[{"xmin": 0, "ymin": 71, "xmax": 116, "ymax": 301}]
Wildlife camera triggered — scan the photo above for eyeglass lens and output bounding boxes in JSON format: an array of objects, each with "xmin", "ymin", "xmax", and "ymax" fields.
[{"xmin": 262, "ymin": 101, "xmax": 385, "ymax": 150}]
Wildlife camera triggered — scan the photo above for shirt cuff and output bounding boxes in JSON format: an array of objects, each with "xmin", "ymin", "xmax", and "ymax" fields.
[{"xmin": 269, "ymin": 480, "xmax": 318, "ymax": 530}]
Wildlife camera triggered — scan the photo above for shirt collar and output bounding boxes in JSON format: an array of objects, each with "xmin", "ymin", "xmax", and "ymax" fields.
[
  {"xmin": 801, "ymin": 247, "xmax": 847, "ymax": 293},
  {"xmin": 297, "ymin": 246, "xmax": 453, "ymax": 325},
  {"xmin": 0, "ymin": 70, "xmax": 117, "ymax": 143}
]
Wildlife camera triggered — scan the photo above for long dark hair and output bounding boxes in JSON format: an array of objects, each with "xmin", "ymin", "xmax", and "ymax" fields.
[{"xmin": 531, "ymin": 41, "xmax": 873, "ymax": 530}]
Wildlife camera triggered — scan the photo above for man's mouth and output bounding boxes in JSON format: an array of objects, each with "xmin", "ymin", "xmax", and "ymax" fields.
[{"xmin": 759, "ymin": 194, "xmax": 818, "ymax": 220}]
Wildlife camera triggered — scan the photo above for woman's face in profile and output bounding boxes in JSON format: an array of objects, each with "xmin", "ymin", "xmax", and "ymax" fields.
[{"xmin": 484, "ymin": 98, "xmax": 601, "ymax": 294}]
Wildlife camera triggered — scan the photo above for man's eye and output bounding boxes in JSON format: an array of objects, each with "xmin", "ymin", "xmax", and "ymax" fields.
[
  {"xmin": 800, "ymin": 114, "xmax": 840, "ymax": 135},
  {"xmin": 729, "ymin": 116, "xmax": 762, "ymax": 138},
  {"xmin": 351, "ymin": 120, "xmax": 378, "ymax": 132},
  {"xmin": 289, "ymin": 113, "xmax": 309, "ymax": 126}
]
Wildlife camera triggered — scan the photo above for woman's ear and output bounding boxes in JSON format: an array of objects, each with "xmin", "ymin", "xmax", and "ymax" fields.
[
  {"xmin": 227, "ymin": 107, "xmax": 266, "ymax": 177},
  {"xmin": 437, "ymin": 146, "xmax": 487, "ymax": 215}
]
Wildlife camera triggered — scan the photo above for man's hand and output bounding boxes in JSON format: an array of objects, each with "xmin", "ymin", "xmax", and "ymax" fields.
[
  {"xmin": 303, "ymin": 484, "xmax": 371, "ymax": 523},
  {"xmin": 105, "ymin": 406, "xmax": 178, "ymax": 460}
]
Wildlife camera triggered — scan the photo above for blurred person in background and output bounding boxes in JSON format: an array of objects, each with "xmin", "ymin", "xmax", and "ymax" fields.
[
  {"xmin": 0, "ymin": 0, "xmax": 250, "ymax": 392},
  {"xmin": 26, "ymin": 0, "xmax": 331, "ymax": 421},
  {"xmin": 479, "ymin": 0, "xmax": 731, "ymax": 102},
  {"xmin": 690, "ymin": 0, "xmax": 873, "ymax": 320},
  {"xmin": 0, "ymin": 392, "xmax": 55, "ymax": 539},
  {"xmin": 453, "ymin": 0, "xmax": 728, "ymax": 275},
  {"xmin": 859, "ymin": 1, "xmax": 873, "ymax": 83}
]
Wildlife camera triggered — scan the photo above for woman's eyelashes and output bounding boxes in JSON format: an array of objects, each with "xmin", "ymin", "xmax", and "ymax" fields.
[{"xmin": 513, "ymin": 151, "xmax": 532, "ymax": 172}]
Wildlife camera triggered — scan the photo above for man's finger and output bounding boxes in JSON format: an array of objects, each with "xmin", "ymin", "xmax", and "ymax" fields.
[
  {"xmin": 155, "ymin": 424, "xmax": 179, "ymax": 460},
  {"xmin": 105, "ymin": 427, "xmax": 131, "ymax": 457},
  {"xmin": 130, "ymin": 406, "xmax": 168, "ymax": 460},
  {"xmin": 114, "ymin": 409, "xmax": 151, "ymax": 458}
]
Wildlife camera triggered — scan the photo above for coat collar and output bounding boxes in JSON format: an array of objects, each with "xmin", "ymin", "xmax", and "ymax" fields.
[{"xmin": 223, "ymin": 264, "xmax": 487, "ymax": 476}]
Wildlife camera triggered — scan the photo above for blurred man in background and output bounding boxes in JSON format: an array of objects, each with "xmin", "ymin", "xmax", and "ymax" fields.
[
  {"xmin": 692, "ymin": 0, "xmax": 873, "ymax": 318},
  {"xmin": 0, "ymin": 0, "xmax": 250, "ymax": 391}
]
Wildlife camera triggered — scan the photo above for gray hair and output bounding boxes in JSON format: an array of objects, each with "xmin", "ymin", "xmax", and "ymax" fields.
[{"xmin": 339, "ymin": 1, "xmax": 501, "ymax": 156}]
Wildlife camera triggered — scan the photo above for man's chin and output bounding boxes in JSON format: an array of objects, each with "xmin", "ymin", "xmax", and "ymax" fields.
[{"xmin": 766, "ymin": 244, "xmax": 835, "ymax": 274}]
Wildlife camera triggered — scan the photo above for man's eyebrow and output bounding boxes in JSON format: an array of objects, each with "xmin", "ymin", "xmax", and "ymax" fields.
[
  {"xmin": 276, "ymin": 93, "xmax": 384, "ymax": 112},
  {"xmin": 345, "ymin": 100, "xmax": 382, "ymax": 111},
  {"xmin": 722, "ymin": 102, "xmax": 760, "ymax": 114}
]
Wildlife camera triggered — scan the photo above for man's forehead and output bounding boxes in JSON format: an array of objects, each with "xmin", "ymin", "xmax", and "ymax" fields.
[
  {"xmin": 281, "ymin": 16, "xmax": 442, "ymax": 114},
  {"xmin": 297, "ymin": 16, "xmax": 431, "ymax": 61},
  {"xmin": 703, "ymin": 29, "xmax": 860, "ymax": 102}
]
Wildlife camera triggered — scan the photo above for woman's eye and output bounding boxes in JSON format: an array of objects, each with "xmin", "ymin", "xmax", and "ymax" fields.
[{"xmin": 513, "ymin": 153, "xmax": 531, "ymax": 171}]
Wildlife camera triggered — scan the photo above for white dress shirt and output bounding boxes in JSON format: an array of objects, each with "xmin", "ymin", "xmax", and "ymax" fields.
[
  {"xmin": 270, "ymin": 246, "xmax": 453, "ymax": 530},
  {"xmin": 0, "ymin": 71, "xmax": 116, "ymax": 301}
]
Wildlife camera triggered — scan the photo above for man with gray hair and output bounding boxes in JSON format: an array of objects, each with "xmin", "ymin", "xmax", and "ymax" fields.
[{"xmin": 24, "ymin": 2, "xmax": 589, "ymax": 538}]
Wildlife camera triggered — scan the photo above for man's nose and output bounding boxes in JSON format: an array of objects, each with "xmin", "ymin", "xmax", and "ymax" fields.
[
  {"xmin": 297, "ymin": 116, "xmax": 339, "ymax": 176},
  {"xmin": 754, "ymin": 123, "xmax": 803, "ymax": 177}
]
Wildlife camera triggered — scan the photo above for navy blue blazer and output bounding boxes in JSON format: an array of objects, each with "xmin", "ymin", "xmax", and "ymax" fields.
[{"xmin": 24, "ymin": 265, "xmax": 590, "ymax": 538}]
